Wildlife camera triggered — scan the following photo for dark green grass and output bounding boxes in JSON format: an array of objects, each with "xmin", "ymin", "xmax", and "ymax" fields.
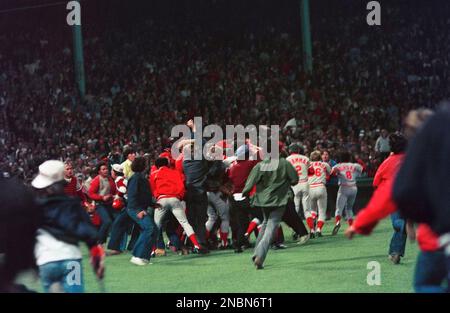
[{"xmin": 17, "ymin": 218, "xmax": 418, "ymax": 292}]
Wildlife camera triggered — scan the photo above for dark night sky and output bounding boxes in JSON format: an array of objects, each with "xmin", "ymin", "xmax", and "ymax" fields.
[{"xmin": 1, "ymin": 0, "xmax": 448, "ymax": 37}]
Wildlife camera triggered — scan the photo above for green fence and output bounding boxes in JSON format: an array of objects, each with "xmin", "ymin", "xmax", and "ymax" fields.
[{"xmin": 325, "ymin": 178, "xmax": 374, "ymax": 215}]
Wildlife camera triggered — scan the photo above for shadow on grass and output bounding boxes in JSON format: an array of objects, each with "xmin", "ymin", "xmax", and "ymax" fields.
[{"xmin": 292, "ymin": 254, "xmax": 387, "ymax": 265}]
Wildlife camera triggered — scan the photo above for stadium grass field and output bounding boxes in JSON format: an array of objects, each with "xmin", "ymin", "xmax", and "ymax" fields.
[{"xmin": 18, "ymin": 218, "xmax": 419, "ymax": 293}]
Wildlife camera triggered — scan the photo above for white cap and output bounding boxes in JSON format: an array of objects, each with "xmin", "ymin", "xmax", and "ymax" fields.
[
  {"xmin": 111, "ymin": 164, "xmax": 124, "ymax": 173},
  {"xmin": 31, "ymin": 160, "xmax": 65, "ymax": 189}
]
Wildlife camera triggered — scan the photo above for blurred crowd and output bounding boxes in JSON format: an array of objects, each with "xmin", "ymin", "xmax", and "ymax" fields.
[{"xmin": 1, "ymin": 1, "xmax": 449, "ymax": 181}]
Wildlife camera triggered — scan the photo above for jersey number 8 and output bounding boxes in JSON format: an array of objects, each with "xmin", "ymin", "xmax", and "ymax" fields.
[{"xmin": 346, "ymin": 171, "xmax": 352, "ymax": 179}]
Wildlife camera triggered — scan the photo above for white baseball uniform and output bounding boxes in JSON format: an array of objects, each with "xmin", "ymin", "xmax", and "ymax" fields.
[
  {"xmin": 308, "ymin": 161, "xmax": 331, "ymax": 222},
  {"xmin": 286, "ymin": 153, "xmax": 311, "ymax": 217},
  {"xmin": 206, "ymin": 191, "xmax": 230, "ymax": 234},
  {"xmin": 332, "ymin": 163, "xmax": 363, "ymax": 220}
]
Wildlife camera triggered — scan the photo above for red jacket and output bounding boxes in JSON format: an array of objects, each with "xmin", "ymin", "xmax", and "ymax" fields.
[
  {"xmin": 353, "ymin": 153, "xmax": 440, "ymax": 251},
  {"xmin": 352, "ymin": 154, "xmax": 404, "ymax": 234},
  {"xmin": 175, "ymin": 153, "xmax": 184, "ymax": 174},
  {"xmin": 88, "ymin": 175, "xmax": 117, "ymax": 203},
  {"xmin": 64, "ymin": 176, "xmax": 87, "ymax": 202},
  {"xmin": 115, "ymin": 176, "xmax": 127, "ymax": 198},
  {"xmin": 228, "ymin": 160, "xmax": 259, "ymax": 194},
  {"xmin": 150, "ymin": 166, "xmax": 185, "ymax": 200},
  {"xmin": 372, "ymin": 153, "xmax": 404, "ymax": 188},
  {"xmin": 174, "ymin": 153, "xmax": 185, "ymax": 181},
  {"xmin": 159, "ymin": 150, "xmax": 176, "ymax": 168},
  {"xmin": 416, "ymin": 224, "xmax": 440, "ymax": 252}
]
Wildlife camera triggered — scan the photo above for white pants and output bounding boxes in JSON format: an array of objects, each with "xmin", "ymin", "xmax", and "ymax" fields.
[
  {"xmin": 206, "ymin": 191, "xmax": 230, "ymax": 233},
  {"xmin": 309, "ymin": 185, "xmax": 327, "ymax": 222},
  {"xmin": 292, "ymin": 182, "xmax": 310, "ymax": 217},
  {"xmin": 154, "ymin": 198, "xmax": 195, "ymax": 237},
  {"xmin": 335, "ymin": 186, "xmax": 357, "ymax": 220}
]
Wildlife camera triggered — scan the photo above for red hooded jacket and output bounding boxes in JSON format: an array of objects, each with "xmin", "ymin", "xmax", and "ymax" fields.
[{"xmin": 150, "ymin": 166, "xmax": 185, "ymax": 200}]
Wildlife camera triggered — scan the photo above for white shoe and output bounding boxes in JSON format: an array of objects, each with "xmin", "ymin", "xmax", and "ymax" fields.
[
  {"xmin": 296, "ymin": 234, "xmax": 310, "ymax": 245},
  {"xmin": 130, "ymin": 256, "xmax": 151, "ymax": 266}
]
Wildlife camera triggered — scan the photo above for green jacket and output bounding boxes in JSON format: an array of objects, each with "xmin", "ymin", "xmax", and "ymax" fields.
[{"xmin": 242, "ymin": 158, "xmax": 299, "ymax": 208}]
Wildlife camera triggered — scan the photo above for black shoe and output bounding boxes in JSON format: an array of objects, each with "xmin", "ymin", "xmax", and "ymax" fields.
[
  {"xmin": 193, "ymin": 246, "xmax": 209, "ymax": 255},
  {"xmin": 316, "ymin": 231, "xmax": 323, "ymax": 238},
  {"xmin": 272, "ymin": 243, "xmax": 287, "ymax": 250},
  {"xmin": 242, "ymin": 237, "xmax": 251, "ymax": 248},
  {"xmin": 309, "ymin": 232, "xmax": 315, "ymax": 239},
  {"xmin": 292, "ymin": 233, "xmax": 299, "ymax": 241},
  {"xmin": 332, "ymin": 223, "xmax": 341, "ymax": 236}
]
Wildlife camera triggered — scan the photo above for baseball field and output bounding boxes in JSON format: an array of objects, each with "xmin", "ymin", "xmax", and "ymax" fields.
[{"xmin": 17, "ymin": 218, "xmax": 418, "ymax": 293}]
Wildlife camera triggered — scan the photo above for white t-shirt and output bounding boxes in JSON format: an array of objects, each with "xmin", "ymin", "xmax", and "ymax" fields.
[{"xmin": 34, "ymin": 229, "xmax": 82, "ymax": 266}]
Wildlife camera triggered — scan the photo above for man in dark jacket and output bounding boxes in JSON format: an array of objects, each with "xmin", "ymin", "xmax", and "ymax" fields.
[
  {"xmin": 0, "ymin": 176, "xmax": 39, "ymax": 293},
  {"xmin": 393, "ymin": 104, "xmax": 450, "ymax": 289},
  {"xmin": 127, "ymin": 157, "xmax": 160, "ymax": 265},
  {"xmin": 182, "ymin": 120, "xmax": 210, "ymax": 253},
  {"xmin": 32, "ymin": 160, "xmax": 104, "ymax": 293}
]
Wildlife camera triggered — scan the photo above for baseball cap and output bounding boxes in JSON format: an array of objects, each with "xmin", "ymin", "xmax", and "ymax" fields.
[
  {"xmin": 112, "ymin": 164, "xmax": 124, "ymax": 173},
  {"xmin": 31, "ymin": 160, "xmax": 65, "ymax": 189}
]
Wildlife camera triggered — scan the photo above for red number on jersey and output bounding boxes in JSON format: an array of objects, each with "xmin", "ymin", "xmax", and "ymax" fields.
[
  {"xmin": 346, "ymin": 171, "xmax": 352, "ymax": 180},
  {"xmin": 295, "ymin": 165, "xmax": 302, "ymax": 176},
  {"xmin": 315, "ymin": 168, "xmax": 322, "ymax": 177}
]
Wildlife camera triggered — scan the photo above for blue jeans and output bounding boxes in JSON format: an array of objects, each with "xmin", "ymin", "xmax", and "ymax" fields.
[
  {"xmin": 127, "ymin": 208, "xmax": 157, "ymax": 260},
  {"xmin": 168, "ymin": 232, "xmax": 182, "ymax": 249},
  {"xmin": 108, "ymin": 209, "xmax": 132, "ymax": 251},
  {"xmin": 389, "ymin": 211, "xmax": 407, "ymax": 256},
  {"xmin": 156, "ymin": 227, "xmax": 166, "ymax": 249},
  {"xmin": 414, "ymin": 250, "xmax": 446, "ymax": 293},
  {"xmin": 96, "ymin": 204, "xmax": 115, "ymax": 244},
  {"xmin": 39, "ymin": 259, "xmax": 84, "ymax": 293},
  {"xmin": 127, "ymin": 223, "xmax": 140, "ymax": 251}
]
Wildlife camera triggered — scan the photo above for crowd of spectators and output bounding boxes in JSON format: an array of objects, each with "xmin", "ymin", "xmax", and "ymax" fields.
[{"xmin": 1, "ymin": 0, "xmax": 449, "ymax": 181}]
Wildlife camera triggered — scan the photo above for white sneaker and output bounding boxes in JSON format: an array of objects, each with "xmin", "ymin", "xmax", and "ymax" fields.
[
  {"xmin": 130, "ymin": 256, "xmax": 151, "ymax": 266},
  {"xmin": 296, "ymin": 234, "xmax": 310, "ymax": 245}
]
